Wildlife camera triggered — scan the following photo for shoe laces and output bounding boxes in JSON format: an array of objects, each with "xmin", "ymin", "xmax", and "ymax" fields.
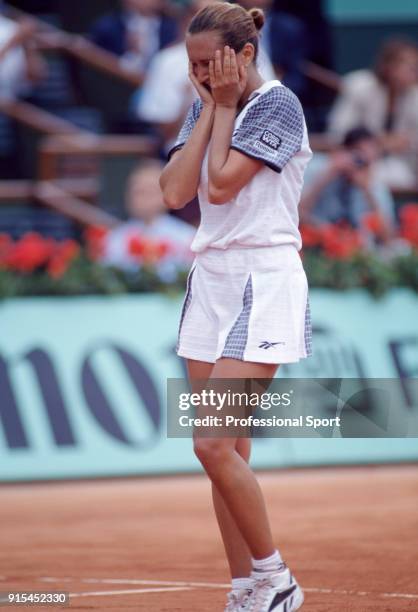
[
  {"xmin": 225, "ymin": 591, "xmax": 240, "ymax": 611},
  {"xmin": 239, "ymin": 589, "xmax": 253, "ymax": 610},
  {"xmin": 226, "ymin": 588, "xmax": 253, "ymax": 612},
  {"xmin": 248, "ymin": 576, "xmax": 273, "ymax": 612}
]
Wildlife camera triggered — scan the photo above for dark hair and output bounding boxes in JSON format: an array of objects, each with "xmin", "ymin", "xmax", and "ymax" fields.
[
  {"xmin": 375, "ymin": 38, "xmax": 418, "ymax": 84},
  {"xmin": 188, "ymin": 2, "xmax": 265, "ymax": 59},
  {"xmin": 342, "ymin": 126, "xmax": 375, "ymax": 148}
]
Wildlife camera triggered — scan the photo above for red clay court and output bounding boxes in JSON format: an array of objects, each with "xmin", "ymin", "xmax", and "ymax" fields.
[{"xmin": 2, "ymin": 464, "xmax": 418, "ymax": 611}]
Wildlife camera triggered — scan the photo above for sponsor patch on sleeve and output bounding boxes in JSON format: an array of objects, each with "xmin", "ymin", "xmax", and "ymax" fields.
[{"xmin": 259, "ymin": 130, "xmax": 282, "ymax": 150}]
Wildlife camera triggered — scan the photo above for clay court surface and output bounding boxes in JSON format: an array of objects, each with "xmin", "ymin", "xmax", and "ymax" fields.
[{"xmin": 1, "ymin": 464, "xmax": 418, "ymax": 611}]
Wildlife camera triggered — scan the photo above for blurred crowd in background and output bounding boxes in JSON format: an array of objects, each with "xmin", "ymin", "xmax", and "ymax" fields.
[{"xmin": 0, "ymin": 0, "xmax": 417, "ymax": 289}]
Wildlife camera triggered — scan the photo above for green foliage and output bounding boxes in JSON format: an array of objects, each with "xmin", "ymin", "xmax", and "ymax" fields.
[
  {"xmin": 1, "ymin": 250, "xmax": 417, "ymax": 299},
  {"xmin": 0, "ymin": 254, "xmax": 189, "ymax": 299},
  {"xmin": 301, "ymin": 250, "xmax": 418, "ymax": 298}
]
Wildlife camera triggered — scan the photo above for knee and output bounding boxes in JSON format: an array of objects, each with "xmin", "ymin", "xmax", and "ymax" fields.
[{"xmin": 193, "ymin": 438, "xmax": 232, "ymax": 468}]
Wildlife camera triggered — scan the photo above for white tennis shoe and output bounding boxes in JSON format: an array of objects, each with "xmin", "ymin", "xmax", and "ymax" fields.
[{"xmin": 247, "ymin": 567, "xmax": 304, "ymax": 612}]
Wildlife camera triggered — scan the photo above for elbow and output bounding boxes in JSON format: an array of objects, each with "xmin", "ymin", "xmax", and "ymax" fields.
[
  {"xmin": 208, "ymin": 184, "xmax": 231, "ymax": 205},
  {"xmin": 160, "ymin": 183, "xmax": 187, "ymax": 210},
  {"xmin": 160, "ymin": 175, "xmax": 194, "ymax": 210},
  {"xmin": 159, "ymin": 172, "xmax": 185, "ymax": 210},
  {"xmin": 163, "ymin": 192, "xmax": 187, "ymax": 210}
]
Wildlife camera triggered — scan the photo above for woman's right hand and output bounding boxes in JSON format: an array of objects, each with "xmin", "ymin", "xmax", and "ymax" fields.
[{"xmin": 188, "ymin": 61, "xmax": 214, "ymax": 108}]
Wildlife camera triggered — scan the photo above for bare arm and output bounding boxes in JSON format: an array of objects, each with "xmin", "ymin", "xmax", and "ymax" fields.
[
  {"xmin": 208, "ymin": 104, "xmax": 262, "ymax": 204},
  {"xmin": 206, "ymin": 47, "xmax": 263, "ymax": 204},
  {"xmin": 159, "ymin": 64, "xmax": 214, "ymax": 210}
]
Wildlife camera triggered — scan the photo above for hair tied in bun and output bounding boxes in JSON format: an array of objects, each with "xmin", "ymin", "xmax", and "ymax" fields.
[{"xmin": 248, "ymin": 8, "xmax": 265, "ymax": 31}]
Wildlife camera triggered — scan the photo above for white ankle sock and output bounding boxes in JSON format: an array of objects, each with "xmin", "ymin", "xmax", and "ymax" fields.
[
  {"xmin": 231, "ymin": 577, "xmax": 253, "ymax": 591},
  {"xmin": 252, "ymin": 550, "xmax": 283, "ymax": 573}
]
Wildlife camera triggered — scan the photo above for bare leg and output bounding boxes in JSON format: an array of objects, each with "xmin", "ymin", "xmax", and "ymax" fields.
[
  {"xmin": 212, "ymin": 437, "xmax": 253, "ymax": 578},
  {"xmin": 193, "ymin": 357, "xmax": 279, "ymax": 560},
  {"xmin": 186, "ymin": 359, "xmax": 253, "ymax": 578}
]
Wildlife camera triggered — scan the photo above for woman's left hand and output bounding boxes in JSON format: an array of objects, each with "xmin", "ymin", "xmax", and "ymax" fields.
[{"xmin": 209, "ymin": 46, "xmax": 247, "ymax": 108}]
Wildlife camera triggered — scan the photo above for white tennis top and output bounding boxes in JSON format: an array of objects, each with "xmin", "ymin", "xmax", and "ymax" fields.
[{"xmin": 169, "ymin": 80, "xmax": 312, "ymax": 253}]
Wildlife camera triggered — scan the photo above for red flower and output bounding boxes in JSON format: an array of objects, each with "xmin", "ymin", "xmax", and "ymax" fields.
[
  {"xmin": 142, "ymin": 241, "xmax": 159, "ymax": 264},
  {"xmin": 142, "ymin": 239, "xmax": 172, "ymax": 264},
  {"xmin": 84, "ymin": 226, "xmax": 108, "ymax": 243},
  {"xmin": 300, "ymin": 221, "xmax": 364, "ymax": 259},
  {"xmin": 155, "ymin": 240, "xmax": 171, "ymax": 259},
  {"xmin": 0, "ymin": 233, "xmax": 81, "ymax": 277},
  {"xmin": 47, "ymin": 256, "xmax": 68, "ymax": 279},
  {"xmin": 399, "ymin": 203, "xmax": 418, "ymax": 248},
  {"xmin": 84, "ymin": 225, "xmax": 108, "ymax": 261},
  {"xmin": 0, "ymin": 233, "xmax": 11, "ymax": 249},
  {"xmin": 3, "ymin": 232, "xmax": 55, "ymax": 273},
  {"xmin": 128, "ymin": 235, "xmax": 146, "ymax": 257},
  {"xmin": 300, "ymin": 224, "xmax": 323, "ymax": 248},
  {"xmin": 362, "ymin": 212, "xmax": 386, "ymax": 235},
  {"xmin": 47, "ymin": 240, "xmax": 80, "ymax": 279},
  {"xmin": 128, "ymin": 235, "xmax": 172, "ymax": 263},
  {"xmin": 58, "ymin": 239, "xmax": 80, "ymax": 260},
  {"xmin": 0, "ymin": 233, "xmax": 12, "ymax": 266},
  {"xmin": 321, "ymin": 223, "xmax": 363, "ymax": 260},
  {"xmin": 399, "ymin": 203, "xmax": 418, "ymax": 226}
]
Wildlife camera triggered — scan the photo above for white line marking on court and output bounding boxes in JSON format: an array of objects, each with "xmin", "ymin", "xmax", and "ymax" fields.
[
  {"xmin": 304, "ymin": 587, "xmax": 418, "ymax": 600},
  {"xmin": 382, "ymin": 593, "xmax": 418, "ymax": 600},
  {"xmin": 83, "ymin": 578, "xmax": 229, "ymax": 589},
  {"xmin": 40, "ymin": 577, "xmax": 73, "ymax": 583},
  {"xmin": 40, "ymin": 577, "xmax": 229, "ymax": 589},
  {"xmin": 37, "ymin": 577, "xmax": 418, "ymax": 601},
  {"xmin": 69, "ymin": 587, "xmax": 193, "ymax": 598}
]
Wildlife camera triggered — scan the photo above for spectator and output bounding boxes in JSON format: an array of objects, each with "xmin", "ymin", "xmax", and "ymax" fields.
[
  {"xmin": 328, "ymin": 39, "xmax": 418, "ymax": 190},
  {"xmin": 237, "ymin": 0, "xmax": 308, "ymax": 96},
  {"xmin": 104, "ymin": 159, "xmax": 195, "ymax": 276},
  {"xmin": 136, "ymin": 0, "xmax": 275, "ymax": 154},
  {"xmin": 300, "ymin": 127, "xmax": 396, "ymax": 247},
  {"xmin": 89, "ymin": 0, "xmax": 177, "ymax": 76},
  {"xmin": 272, "ymin": 0, "xmax": 333, "ymax": 71},
  {"xmin": 271, "ymin": 0, "xmax": 334, "ymax": 130},
  {"xmin": 0, "ymin": 13, "xmax": 46, "ymax": 99}
]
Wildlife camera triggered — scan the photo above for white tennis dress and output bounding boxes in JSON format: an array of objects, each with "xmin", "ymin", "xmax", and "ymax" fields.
[{"xmin": 169, "ymin": 80, "xmax": 313, "ymax": 364}]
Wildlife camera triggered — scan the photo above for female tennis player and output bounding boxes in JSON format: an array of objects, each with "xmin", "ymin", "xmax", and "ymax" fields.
[{"xmin": 160, "ymin": 3, "xmax": 311, "ymax": 610}]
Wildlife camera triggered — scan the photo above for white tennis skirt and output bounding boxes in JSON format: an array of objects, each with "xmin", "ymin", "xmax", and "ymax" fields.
[{"xmin": 176, "ymin": 244, "xmax": 312, "ymax": 365}]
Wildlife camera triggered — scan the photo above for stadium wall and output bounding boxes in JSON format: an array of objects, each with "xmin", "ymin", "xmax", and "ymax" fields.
[{"xmin": 1, "ymin": 289, "xmax": 417, "ymax": 482}]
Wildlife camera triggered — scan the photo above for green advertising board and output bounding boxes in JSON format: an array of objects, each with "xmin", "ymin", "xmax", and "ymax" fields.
[{"xmin": 1, "ymin": 290, "xmax": 417, "ymax": 481}]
